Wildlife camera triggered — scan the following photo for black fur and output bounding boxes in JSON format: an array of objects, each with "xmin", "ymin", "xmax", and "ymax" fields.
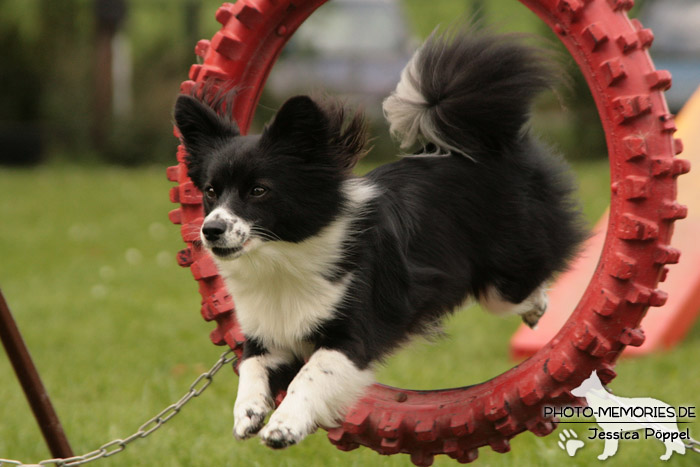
[
  {"xmin": 173, "ymin": 30, "xmax": 587, "ymax": 375},
  {"xmin": 415, "ymin": 27, "xmax": 558, "ymax": 156},
  {"xmin": 175, "ymin": 93, "xmax": 367, "ymax": 243}
]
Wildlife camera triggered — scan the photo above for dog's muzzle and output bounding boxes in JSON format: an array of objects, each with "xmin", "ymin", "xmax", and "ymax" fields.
[{"xmin": 200, "ymin": 209, "xmax": 251, "ymax": 259}]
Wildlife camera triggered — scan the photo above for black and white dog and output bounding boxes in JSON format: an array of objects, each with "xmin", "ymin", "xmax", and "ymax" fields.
[{"xmin": 174, "ymin": 27, "xmax": 586, "ymax": 449}]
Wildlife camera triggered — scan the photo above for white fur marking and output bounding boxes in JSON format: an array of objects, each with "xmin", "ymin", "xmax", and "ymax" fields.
[
  {"xmin": 479, "ymin": 283, "xmax": 549, "ymax": 329},
  {"xmin": 383, "ymin": 53, "xmax": 429, "ymax": 149},
  {"xmin": 202, "ymin": 207, "xmax": 252, "ymax": 249},
  {"xmin": 215, "ymin": 179, "xmax": 378, "ymax": 351},
  {"xmin": 233, "ymin": 351, "xmax": 293, "ymax": 440},
  {"xmin": 383, "ymin": 46, "xmax": 473, "ymax": 160},
  {"xmin": 258, "ymin": 349, "xmax": 374, "ymax": 448}
]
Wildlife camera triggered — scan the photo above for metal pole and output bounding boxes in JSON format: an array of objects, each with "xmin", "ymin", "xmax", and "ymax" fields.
[{"xmin": 0, "ymin": 288, "xmax": 74, "ymax": 459}]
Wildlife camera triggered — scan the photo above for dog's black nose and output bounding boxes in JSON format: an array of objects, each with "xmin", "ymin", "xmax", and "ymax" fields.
[{"xmin": 202, "ymin": 220, "xmax": 227, "ymax": 242}]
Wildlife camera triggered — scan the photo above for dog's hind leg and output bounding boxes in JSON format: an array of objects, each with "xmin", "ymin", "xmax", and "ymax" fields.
[{"xmin": 479, "ymin": 283, "xmax": 549, "ymax": 329}]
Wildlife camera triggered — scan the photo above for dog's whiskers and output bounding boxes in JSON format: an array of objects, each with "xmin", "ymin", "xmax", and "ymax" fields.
[{"xmin": 251, "ymin": 226, "xmax": 282, "ymax": 242}]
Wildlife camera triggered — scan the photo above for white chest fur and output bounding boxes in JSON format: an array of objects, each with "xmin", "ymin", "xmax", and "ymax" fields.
[
  {"xmin": 218, "ymin": 222, "xmax": 351, "ymax": 351},
  {"xmin": 214, "ymin": 179, "xmax": 377, "ymax": 352}
]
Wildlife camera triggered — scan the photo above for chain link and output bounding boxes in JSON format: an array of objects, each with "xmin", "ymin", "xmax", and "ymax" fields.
[
  {"xmin": 4, "ymin": 347, "xmax": 698, "ymax": 465},
  {"xmin": 1, "ymin": 349, "xmax": 237, "ymax": 467},
  {"xmin": 686, "ymin": 437, "xmax": 700, "ymax": 455}
]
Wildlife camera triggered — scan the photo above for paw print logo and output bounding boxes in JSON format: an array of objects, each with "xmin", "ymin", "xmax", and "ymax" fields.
[{"xmin": 558, "ymin": 428, "xmax": 585, "ymax": 457}]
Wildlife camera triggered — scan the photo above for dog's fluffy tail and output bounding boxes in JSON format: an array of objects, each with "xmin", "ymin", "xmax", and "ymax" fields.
[{"xmin": 383, "ymin": 26, "xmax": 557, "ymax": 158}]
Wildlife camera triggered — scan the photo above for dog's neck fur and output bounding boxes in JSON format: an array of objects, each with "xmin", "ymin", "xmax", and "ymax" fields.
[{"xmin": 215, "ymin": 179, "xmax": 377, "ymax": 353}]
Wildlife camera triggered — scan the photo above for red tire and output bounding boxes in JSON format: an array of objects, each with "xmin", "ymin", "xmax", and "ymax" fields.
[{"xmin": 167, "ymin": 1, "xmax": 688, "ymax": 465}]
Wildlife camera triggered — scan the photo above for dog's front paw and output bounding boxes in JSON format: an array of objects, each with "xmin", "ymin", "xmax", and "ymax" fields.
[
  {"xmin": 520, "ymin": 290, "xmax": 548, "ymax": 329},
  {"xmin": 233, "ymin": 396, "xmax": 273, "ymax": 440},
  {"xmin": 259, "ymin": 413, "xmax": 314, "ymax": 449}
]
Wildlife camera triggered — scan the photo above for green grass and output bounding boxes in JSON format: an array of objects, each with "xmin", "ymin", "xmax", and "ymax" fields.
[
  {"xmin": 3, "ymin": 1, "xmax": 694, "ymax": 465},
  {"xmin": 401, "ymin": 0, "xmax": 550, "ymax": 39},
  {"xmin": 0, "ymin": 160, "xmax": 698, "ymax": 467}
]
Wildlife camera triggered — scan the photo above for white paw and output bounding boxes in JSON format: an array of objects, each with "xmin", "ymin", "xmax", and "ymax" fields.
[
  {"xmin": 259, "ymin": 412, "xmax": 314, "ymax": 449},
  {"xmin": 520, "ymin": 290, "xmax": 548, "ymax": 329},
  {"xmin": 233, "ymin": 396, "xmax": 273, "ymax": 440}
]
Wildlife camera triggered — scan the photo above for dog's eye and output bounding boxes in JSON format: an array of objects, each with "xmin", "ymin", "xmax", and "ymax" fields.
[
  {"xmin": 250, "ymin": 186, "xmax": 268, "ymax": 198},
  {"xmin": 204, "ymin": 186, "xmax": 217, "ymax": 201}
]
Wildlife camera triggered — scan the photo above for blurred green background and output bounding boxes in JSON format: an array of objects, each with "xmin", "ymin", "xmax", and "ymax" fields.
[
  {"xmin": 2, "ymin": 1, "xmax": 699, "ymax": 466},
  {"xmin": 1, "ymin": 0, "xmax": 637, "ymax": 167}
]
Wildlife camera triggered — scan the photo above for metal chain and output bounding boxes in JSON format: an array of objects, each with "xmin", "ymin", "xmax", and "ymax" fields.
[
  {"xmin": 3, "ymin": 347, "xmax": 697, "ymax": 464},
  {"xmin": 686, "ymin": 437, "xmax": 700, "ymax": 455},
  {"xmin": 1, "ymin": 349, "xmax": 237, "ymax": 467}
]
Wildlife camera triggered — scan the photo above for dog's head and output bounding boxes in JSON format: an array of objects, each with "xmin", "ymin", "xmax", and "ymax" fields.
[{"xmin": 173, "ymin": 92, "xmax": 368, "ymax": 260}]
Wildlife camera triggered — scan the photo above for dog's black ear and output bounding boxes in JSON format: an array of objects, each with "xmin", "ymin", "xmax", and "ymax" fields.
[
  {"xmin": 263, "ymin": 96, "xmax": 328, "ymax": 159},
  {"xmin": 173, "ymin": 95, "xmax": 239, "ymax": 187}
]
